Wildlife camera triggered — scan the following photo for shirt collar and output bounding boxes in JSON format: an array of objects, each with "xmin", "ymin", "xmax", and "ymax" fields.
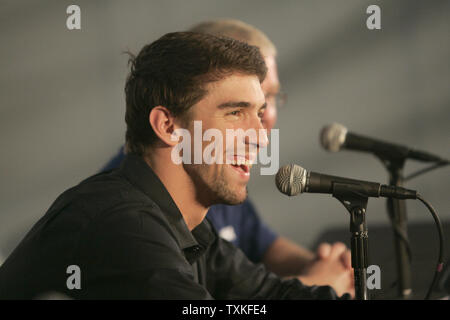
[{"xmin": 118, "ymin": 154, "xmax": 214, "ymax": 253}]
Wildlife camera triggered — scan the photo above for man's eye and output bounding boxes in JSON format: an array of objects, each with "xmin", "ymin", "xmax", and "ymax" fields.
[{"xmin": 228, "ymin": 110, "xmax": 240, "ymax": 116}]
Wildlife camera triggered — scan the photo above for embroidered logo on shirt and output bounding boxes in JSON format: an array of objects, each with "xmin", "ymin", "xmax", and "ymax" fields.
[{"xmin": 218, "ymin": 226, "xmax": 237, "ymax": 242}]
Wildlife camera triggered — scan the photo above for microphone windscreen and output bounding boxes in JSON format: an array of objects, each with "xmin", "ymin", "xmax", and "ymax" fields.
[
  {"xmin": 320, "ymin": 123, "xmax": 347, "ymax": 152},
  {"xmin": 275, "ymin": 164, "xmax": 306, "ymax": 196}
]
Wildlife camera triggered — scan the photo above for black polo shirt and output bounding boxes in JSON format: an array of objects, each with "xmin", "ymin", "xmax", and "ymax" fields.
[{"xmin": 0, "ymin": 154, "xmax": 344, "ymax": 299}]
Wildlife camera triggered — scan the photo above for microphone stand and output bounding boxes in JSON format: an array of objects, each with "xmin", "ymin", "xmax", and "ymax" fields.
[
  {"xmin": 333, "ymin": 183, "xmax": 370, "ymax": 300},
  {"xmin": 379, "ymin": 156, "xmax": 412, "ymax": 299}
]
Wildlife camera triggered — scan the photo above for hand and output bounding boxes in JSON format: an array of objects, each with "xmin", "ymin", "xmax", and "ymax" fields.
[{"xmin": 298, "ymin": 242, "xmax": 355, "ymax": 298}]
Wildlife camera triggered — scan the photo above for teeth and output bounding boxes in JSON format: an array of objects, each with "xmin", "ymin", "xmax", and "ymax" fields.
[{"xmin": 230, "ymin": 159, "xmax": 253, "ymax": 168}]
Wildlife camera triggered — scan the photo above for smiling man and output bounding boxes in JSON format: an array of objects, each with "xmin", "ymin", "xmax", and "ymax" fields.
[
  {"xmin": 144, "ymin": 69, "xmax": 268, "ymax": 230},
  {"xmin": 102, "ymin": 20, "xmax": 353, "ymax": 299},
  {"xmin": 179, "ymin": 74, "xmax": 266, "ymax": 203},
  {"xmin": 0, "ymin": 32, "xmax": 347, "ymax": 299}
]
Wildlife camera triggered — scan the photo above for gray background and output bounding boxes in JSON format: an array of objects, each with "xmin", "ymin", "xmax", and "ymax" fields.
[{"xmin": 0, "ymin": 0, "xmax": 449, "ymax": 265}]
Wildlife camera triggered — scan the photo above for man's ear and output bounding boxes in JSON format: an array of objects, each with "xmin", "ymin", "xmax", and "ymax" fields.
[{"xmin": 149, "ymin": 106, "xmax": 180, "ymax": 147}]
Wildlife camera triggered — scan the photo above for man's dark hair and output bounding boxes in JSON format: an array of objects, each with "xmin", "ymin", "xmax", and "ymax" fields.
[{"xmin": 125, "ymin": 31, "xmax": 267, "ymax": 156}]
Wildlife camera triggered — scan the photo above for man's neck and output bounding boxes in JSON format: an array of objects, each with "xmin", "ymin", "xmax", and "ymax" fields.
[{"xmin": 143, "ymin": 148, "xmax": 209, "ymax": 231}]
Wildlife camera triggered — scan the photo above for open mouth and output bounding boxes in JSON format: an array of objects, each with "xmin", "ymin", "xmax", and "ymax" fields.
[
  {"xmin": 229, "ymin": 157, "xmax": 253, "ymax": 175},
  {"xmin": 230, "ymin": 163, "xmax": 250, "ymax": 173}
]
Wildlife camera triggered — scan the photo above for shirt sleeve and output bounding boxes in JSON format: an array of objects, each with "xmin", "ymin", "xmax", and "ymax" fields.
[
  {"xmin": 205, "ymin": 226, "xmax": 348, "ymax": 300},
  {"xmin": 238, "ymin": 200, "xmax": 278, "ymax": 263}
]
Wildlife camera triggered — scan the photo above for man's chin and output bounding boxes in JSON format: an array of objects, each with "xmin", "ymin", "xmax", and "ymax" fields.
[
  {"xmin": 217, "ymin": 187, "xmax": 248, "ymax": 205},
  {"xmin": 222, "ymin": 197, "xmax": 246, "ymax": 206}
]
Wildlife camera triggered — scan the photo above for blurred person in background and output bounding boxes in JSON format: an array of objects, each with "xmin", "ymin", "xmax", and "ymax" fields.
[{"xmin": 102, "ymin": 19, "xmax": 354, "ymax": 297}]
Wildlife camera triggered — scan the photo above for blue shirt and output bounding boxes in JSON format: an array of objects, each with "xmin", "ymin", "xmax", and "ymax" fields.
[{"xmin": 101, "ymin": 146, "xmax": 278, "ymax": 263}]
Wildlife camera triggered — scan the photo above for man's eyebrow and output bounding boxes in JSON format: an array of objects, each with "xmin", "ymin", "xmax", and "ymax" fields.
[{"xmin": 216, "ymin": 101, "xmax": 251, "ymax": 109}]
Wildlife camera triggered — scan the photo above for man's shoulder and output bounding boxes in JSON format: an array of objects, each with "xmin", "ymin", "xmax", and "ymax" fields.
[
  {"xmin": 46, "ymin": 170, "xmax": 166, "ymax": 229},
  {"xmin": 21, "ymin": 170, "xmax": 177, "ymax": 261}
]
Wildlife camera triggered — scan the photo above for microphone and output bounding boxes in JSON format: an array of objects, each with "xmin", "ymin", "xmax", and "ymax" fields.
[
  {"xmin": 320, "ymin": 123, "xmax": 448, "ymax": 163},
  {"xmin": 275, "ymin": 164, "xmax": 417, "ymax": 199}
]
